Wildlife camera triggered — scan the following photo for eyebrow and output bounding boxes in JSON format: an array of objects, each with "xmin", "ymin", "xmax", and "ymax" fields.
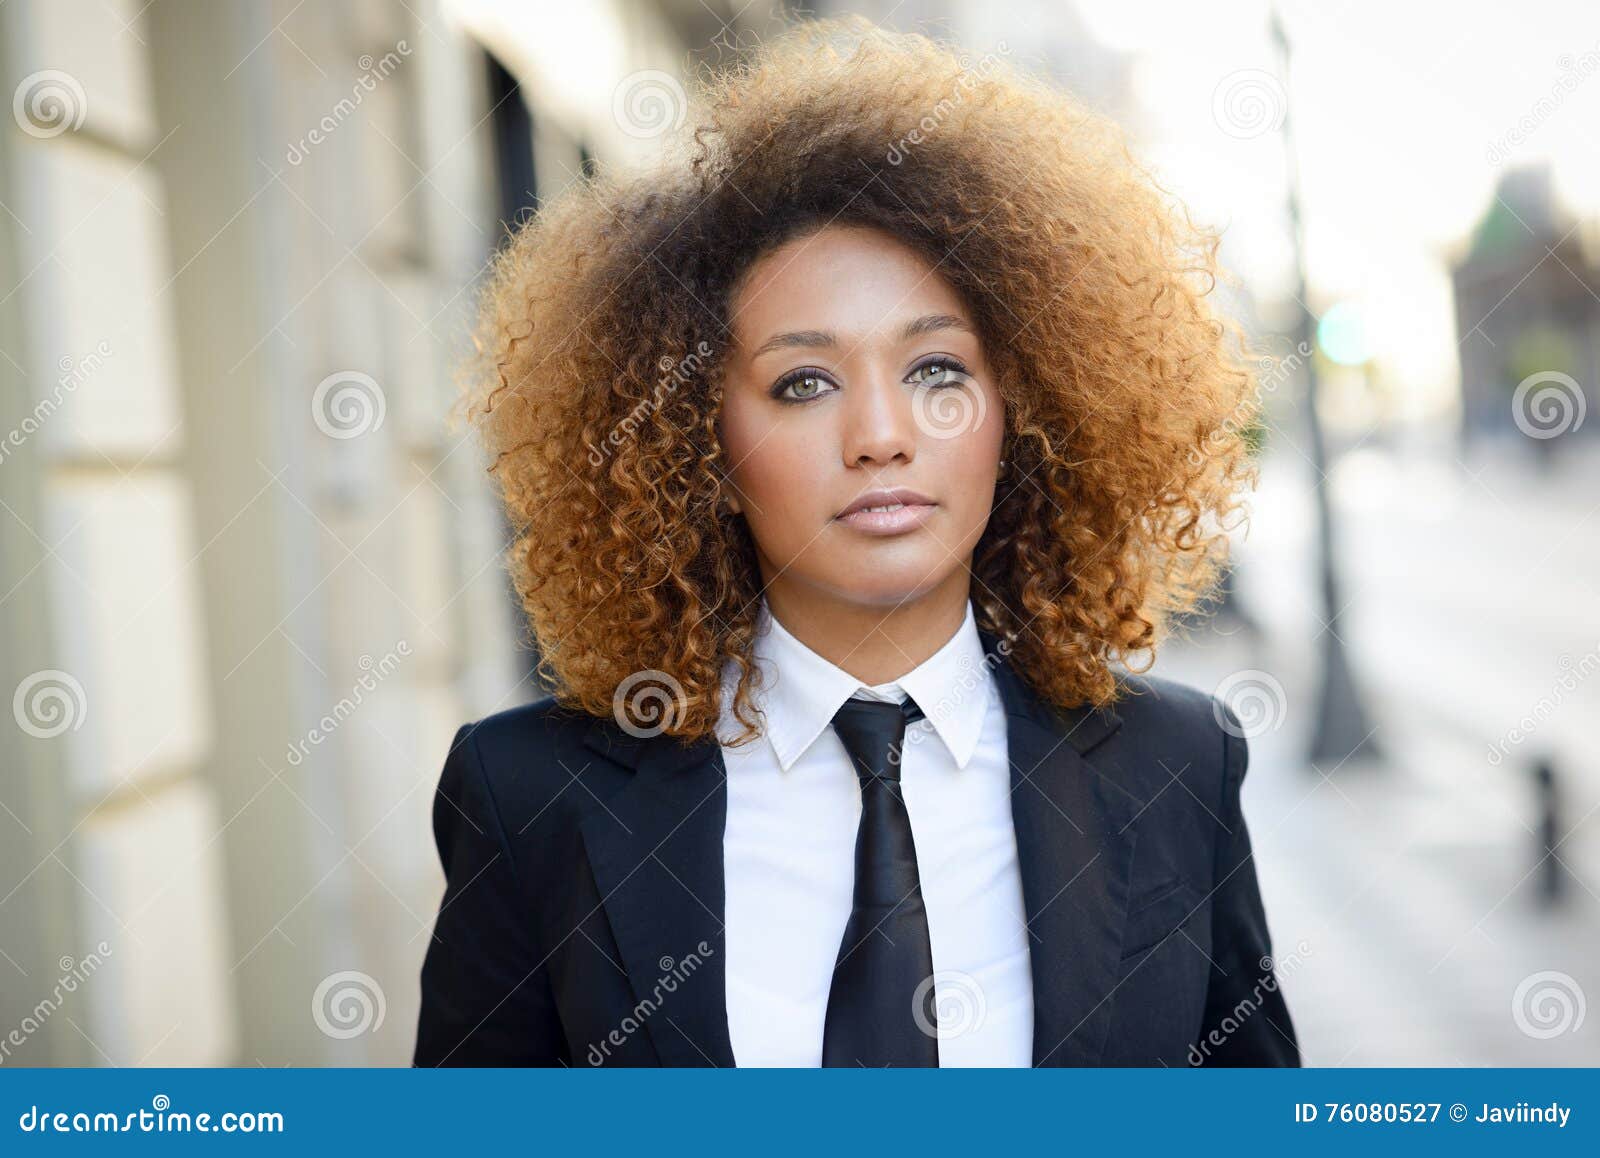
[{"xmin": 747, "ymin": 313, "xmax": 974, "ymax": 359}]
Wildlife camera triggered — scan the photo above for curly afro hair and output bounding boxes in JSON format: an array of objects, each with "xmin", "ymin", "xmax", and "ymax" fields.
[{"xmin": 456, "ymin": 14, "xmax": 1260, "ymax": 746}]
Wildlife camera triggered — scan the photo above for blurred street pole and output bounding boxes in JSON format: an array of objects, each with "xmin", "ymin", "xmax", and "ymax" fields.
[{"xmin": 1270, "ymin": 7, "xmax": 1382, "ymax": 769}]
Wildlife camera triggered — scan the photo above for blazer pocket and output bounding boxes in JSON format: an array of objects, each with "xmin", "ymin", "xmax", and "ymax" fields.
[{"xmin": 1119, "ymin": 878, "xmax": 1201, "ymax": 961}]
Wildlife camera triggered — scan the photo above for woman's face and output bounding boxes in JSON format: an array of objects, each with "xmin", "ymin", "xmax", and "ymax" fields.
[{"xmin": 717, "ymin": 223, "xmax": 1007, "ymax": 610}]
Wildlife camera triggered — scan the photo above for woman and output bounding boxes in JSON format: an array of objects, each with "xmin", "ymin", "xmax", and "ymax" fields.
[{"xmin": 413, "ymin": 15, "xmax": 1299, "ymax": 1068}]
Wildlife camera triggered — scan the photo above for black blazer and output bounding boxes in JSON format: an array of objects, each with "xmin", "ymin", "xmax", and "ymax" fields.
[{"xmin": 413, "ymin": 631, "xmax": 1301, "ymax": 1067}]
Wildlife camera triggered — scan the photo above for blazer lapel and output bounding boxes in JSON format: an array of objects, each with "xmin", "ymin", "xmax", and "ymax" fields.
[
  {"xmin": 979, "ymin": 628, "xmax": 1141, "ymax": 1066},
  {"xmin": 577, "ymin": 720, "xmax": 736, "ymax": 1067}
]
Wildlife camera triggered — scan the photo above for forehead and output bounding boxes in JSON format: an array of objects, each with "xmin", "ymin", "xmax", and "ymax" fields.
[{"xmin": 728, "ymin": 225, "xmax": 974, "ymax": 349}]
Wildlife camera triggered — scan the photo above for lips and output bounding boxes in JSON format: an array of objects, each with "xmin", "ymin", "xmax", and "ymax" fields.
[{"xmin": 834, "ymin": 488, "xmax": 937, "ymax": 519}]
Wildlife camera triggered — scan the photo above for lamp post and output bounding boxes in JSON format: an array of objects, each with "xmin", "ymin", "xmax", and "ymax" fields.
[{"xmin": 1270, "ymin": 6, "xmax": 1381, "ymax": 769}]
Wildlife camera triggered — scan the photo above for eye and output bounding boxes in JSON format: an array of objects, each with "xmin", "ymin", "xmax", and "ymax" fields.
[
  {"xmin": 770, "ymin": 367, "xmax": 837, "ymax": 403},
  {"xmin": 907, "ymin": 356, "xmax": 972, "ymax": 388}
]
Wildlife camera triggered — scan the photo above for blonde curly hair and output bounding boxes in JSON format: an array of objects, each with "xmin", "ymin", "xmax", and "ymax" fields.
[{"xmin": 454, "ymin": 14, "xmax": 1260, "ymax": 746}]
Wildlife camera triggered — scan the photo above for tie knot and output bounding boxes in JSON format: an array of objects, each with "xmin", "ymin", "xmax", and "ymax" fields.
[{"xmin": 830, "ymin": 695, "xmax": 923, "ymax": 784}]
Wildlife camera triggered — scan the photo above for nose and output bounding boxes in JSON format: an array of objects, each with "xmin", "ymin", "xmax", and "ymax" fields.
[{"xmin": 838, "ymin": 367, "xmax": 918, "ymax": 470}]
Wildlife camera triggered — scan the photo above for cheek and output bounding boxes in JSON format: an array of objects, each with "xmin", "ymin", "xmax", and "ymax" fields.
[
  {"xmin": 721, "ymin": 409, "xmax": 823, "ymax": 519},
  {"xmin": 940, "ymin": 404, "xmax": 1005, "ymax": 482},
  {"xmin": 926, "ymin": 417, "xmax": 1005, "ymax": 528}
]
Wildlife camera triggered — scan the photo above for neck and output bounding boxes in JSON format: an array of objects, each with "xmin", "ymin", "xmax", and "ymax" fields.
[{"xmin": 762, "ymin": 572, "xmax": 971, "ymax": 686}]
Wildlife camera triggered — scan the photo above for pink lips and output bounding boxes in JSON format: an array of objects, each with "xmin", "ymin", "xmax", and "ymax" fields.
[{"xmin": 833, "ymin": 488, "xmax": 938, "ymax": 536}]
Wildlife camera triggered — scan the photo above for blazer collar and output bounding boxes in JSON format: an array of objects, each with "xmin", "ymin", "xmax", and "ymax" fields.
[{"xmin": 577, "ymin": 626, "xmax": 1137, "ymax": 1067}]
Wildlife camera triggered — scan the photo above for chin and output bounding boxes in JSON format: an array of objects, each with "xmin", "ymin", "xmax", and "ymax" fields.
[{"xmin": 826, "ymin": 564, "xmax": 955, "ymax": 608}]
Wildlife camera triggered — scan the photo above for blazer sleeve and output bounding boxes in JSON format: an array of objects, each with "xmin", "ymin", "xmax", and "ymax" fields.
[
  {"xmin": 1192, "ymin": 704, "xmax": 1302, "ymax": 1066},
  {"xmin": 413, "ymin": 722, "xmax": 568, "ymax": 1066}
]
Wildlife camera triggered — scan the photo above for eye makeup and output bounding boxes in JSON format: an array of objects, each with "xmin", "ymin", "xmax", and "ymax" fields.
[{"xmin": 767, "ymin": 355, "xmax": 974, "ymax": 405}]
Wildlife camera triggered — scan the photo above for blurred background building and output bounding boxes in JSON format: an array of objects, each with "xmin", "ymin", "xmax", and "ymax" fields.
[
  {"xmin": 1451, "ymin": 165, "xmax": 1600, "ymax": 451},
  {"xmin": 1, "ymin": 0, "xmax": 1596, "ymax": 1066}
]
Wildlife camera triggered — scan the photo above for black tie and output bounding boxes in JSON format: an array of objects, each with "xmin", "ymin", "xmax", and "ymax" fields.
[{"xmin": 821, "ymin": 694, "xmax": 940, "ymax": 1067}]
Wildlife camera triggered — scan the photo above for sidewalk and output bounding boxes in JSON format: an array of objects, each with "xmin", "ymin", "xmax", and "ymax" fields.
[{"xmin": 1147, "ymin": 441, "xmax": 1600, "ymax": 1065}]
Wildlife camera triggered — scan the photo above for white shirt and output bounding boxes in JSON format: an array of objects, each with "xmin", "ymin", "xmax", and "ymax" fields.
[{"xmin": 717, "ymin": 596, "xmax": 1034, "ymax": 1066}]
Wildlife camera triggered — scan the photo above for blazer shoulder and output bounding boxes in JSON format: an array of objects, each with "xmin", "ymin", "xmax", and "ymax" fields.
[
  {"xmin": 453, "ymin": 693, "xmax": 598, "ymax": 795},
  {"xmin": 1097, "ymin": 671, "xmax": 1236, "ymax": 798},
  {"xmin": 1113, "ymin": 671, "xmax": 1228, "ymax": 741},
  {"xmin": 1088, "ymin": 674, "xmax": 1235, "ymax": 825}
]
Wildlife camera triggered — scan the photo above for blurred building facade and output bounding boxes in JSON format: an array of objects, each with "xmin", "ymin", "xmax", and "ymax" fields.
[
  {"xmin": 1451, "ymin": 166, "xmax": 1600, "ymax": 449},
  {"xmin": 0, "ymin": 0, "xmax": 774, "ymax": 1066}
]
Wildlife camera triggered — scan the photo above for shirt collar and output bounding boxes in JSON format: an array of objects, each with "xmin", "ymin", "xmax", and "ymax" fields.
[{"xmin": 744, "ymin": 596, "xmax": 994, "ymax": 772}]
